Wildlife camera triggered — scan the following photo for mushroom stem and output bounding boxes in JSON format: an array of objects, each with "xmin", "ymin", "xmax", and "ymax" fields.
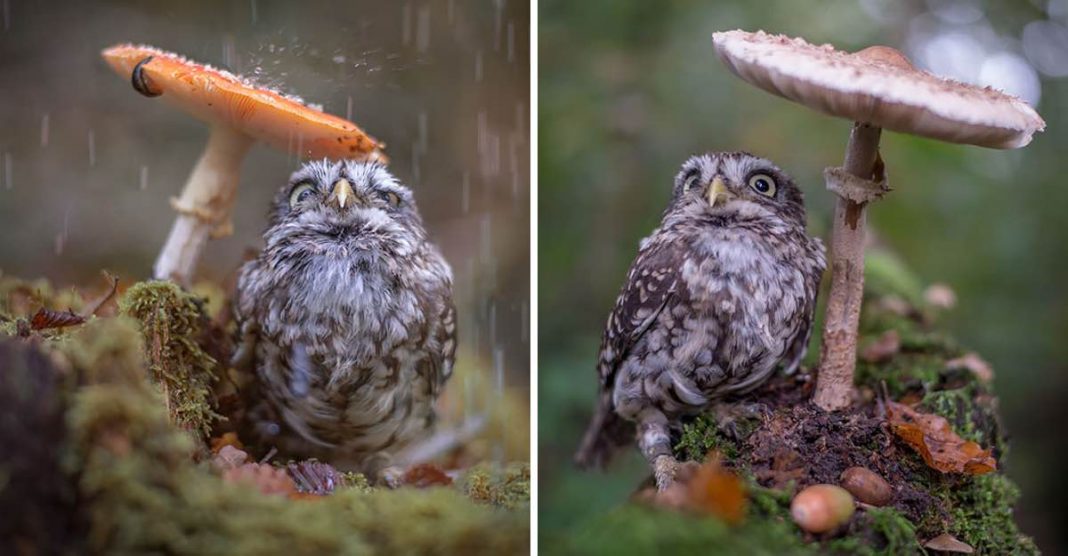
[
  {"xmin": 814, "ymin": 122, "xmax": 882, "ymax": 411},
  {"xmin": 153, "ymin": 126, "xmax": 252, "ymax": 284}
]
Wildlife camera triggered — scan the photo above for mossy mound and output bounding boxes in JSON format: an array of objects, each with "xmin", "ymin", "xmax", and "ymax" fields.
[
  {"xmin": 0, "ymin": 276, "xmax": 529, "ymax": 555},
  {"xmin": 551, "ymin": 254, "xmax": 1036, "ymax": 555}
]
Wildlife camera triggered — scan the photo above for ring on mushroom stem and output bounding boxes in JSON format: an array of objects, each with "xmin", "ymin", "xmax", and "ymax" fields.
[{"xmin": 131, "ymin": 56, "xmax": 161, "ymax": 97}]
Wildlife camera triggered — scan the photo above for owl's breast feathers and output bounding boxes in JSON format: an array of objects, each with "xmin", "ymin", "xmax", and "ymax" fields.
[
  {"xmin": 599, "ymin": 215, "xmax": 824, "ymax": 416},
  {"xmin": 234, "ymin": 240, "xmax": 455, "ymax": 459}
]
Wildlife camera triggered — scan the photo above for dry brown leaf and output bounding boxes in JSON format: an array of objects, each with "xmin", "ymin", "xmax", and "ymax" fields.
[
  {"xmin": 287, "ymin": 460, "xmax": 343, "ymax": 494},
  {"xmin": 643, "ymin": 456, "xmax": 747, "ymax": 524},
  {"xmin": 29, "ymin": 308, "xmax": 85, "ymax": 331},
  {"xmin": 210, "ymin": 432, "xmax": 244, "ymax": 454},
  {"xmin": 211, "ymin": 445, "xmax": 248, "ymax": 471},
  {"xmin": 886, "ymin": 401, "xmax": 996, "ymax": 475},
  {"xmin": 222, "ymin": 463, "xmax": 297, "ymax": 496},
  {"xmin": 860, "ymin": 330, "xmax": 901, "ymax": 363},
  {"xmin": 924, "ymin": 532, "xmax": 975, "ymax": 553},
  {"xmin": 402, "ymin": 463, "xmax": 454, "ymax": 488},
  {"xmin": 924, "ymin": 283, "xmax": 958, "ymax": 310},
  {"xmin": 945, "ymin": 352, "xmax": 994, "ymax": 384}
]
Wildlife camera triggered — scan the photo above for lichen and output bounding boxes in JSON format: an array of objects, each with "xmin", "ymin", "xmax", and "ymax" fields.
[
  {"xmin": 118, "ymin": 281, "xmax": 221, "ymax": 437},
  {"xmin": 460, "ymin": 462, "xmax": 531, "ymax": 510}
]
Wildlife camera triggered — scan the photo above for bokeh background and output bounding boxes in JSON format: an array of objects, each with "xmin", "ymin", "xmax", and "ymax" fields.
[
  {"xmin": 540, "ymin": 0, "xmax": 1067, "ymax": 551},
  {"xmin": 0, "ymin": 0, "xmax": 530, "ymax": 429}
]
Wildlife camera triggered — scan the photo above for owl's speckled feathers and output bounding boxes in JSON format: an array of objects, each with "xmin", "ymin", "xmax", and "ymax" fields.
[
  {"xmin": 234, "ymin": 160, "xmax": 455, "ymax": 482},
  {"xmin": 575, "ymin": 152, "xmax": 825, "ymax": 488}
]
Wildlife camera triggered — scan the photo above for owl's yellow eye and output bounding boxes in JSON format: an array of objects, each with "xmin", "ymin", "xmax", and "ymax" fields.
[
  {"xmin": 748, "ymin": 173, "xmax": 777, "ymax": 197},
  {"xmin": 384, "ymin": 191, "xmax": 402, "ymax": 207},
  {"xmin": 289, "ymin": 183, "xmax": 316, "ymax": 208}
]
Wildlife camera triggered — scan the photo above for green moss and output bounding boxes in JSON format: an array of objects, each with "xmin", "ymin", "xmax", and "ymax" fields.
[
  {"xmin": 460, "ymin": 462, "xmax": 531, "ymax": 510},
  {"xmin": 825, "ymin": 507, "xmax": 922, "ymax": 556},
  {"xmin": 118, "ymin": 281, "xmax": 221, "ymax": 437},
  {"xmin": 947, "ymin": 474, "xmax": 1037, "ymax": 555},
  {"xmin": 557, "ymin": 504, "xmax": 812, "ymax": 556},
  {"xmin": 675, "ymin": 414, "xmax": 745, "ymax": 462}
]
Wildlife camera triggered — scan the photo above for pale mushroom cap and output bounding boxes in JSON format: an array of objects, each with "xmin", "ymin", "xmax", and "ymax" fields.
[
  {"xmin": 712, "ymin": 30, "xmax": 1045, "ymax": 149},
  {"xmin": 102, "ymin": 44, "xmax": 385, "ymax": 161}
]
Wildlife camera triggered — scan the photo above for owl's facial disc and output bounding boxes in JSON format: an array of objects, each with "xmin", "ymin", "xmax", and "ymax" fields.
[
  {"xmin": 329, "ymin": 179, "xmax": 356, "ymax": 209},
  {"xmin": 708, "ymin": 176, "xmax": 736, "ymax": 208}
]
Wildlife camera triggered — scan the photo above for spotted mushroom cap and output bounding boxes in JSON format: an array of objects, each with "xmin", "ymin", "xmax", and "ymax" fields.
[
  {"xmin": 101, "ymin": 44, "xmax": 386, "ymax": 161},
  {"xmin": 712, "ymin": 30, "xmax": 1045, "ymax": 149}
]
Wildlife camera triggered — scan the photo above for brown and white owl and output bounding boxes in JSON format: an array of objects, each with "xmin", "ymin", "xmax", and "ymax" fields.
[
  {"xmin": 574, "ymin": 152, "xmax": 826, "ymax": 489},
  {"xmin": 233, "ymin": 160, "xmax": 455, "ymax": 486}
]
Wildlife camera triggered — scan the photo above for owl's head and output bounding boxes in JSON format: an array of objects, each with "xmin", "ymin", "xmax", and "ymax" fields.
[
  {"xmin": 670, "ymin": 152, "xmax": 808, "ymax": 225},
  {"xmin": 265, "ymin": 160, "xmax": 427, "ymax": 256}
]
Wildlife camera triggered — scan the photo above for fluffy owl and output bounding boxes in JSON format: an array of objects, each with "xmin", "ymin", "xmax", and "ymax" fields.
[
  {"xmin": 574, "ymin": 152, "xmax": 826, "ymax": 489},
  {"xmin": 233, "ymin": 160, "xmax": 455, "ymax": 486}
]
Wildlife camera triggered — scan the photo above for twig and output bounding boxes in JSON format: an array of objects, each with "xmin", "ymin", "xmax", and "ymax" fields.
[{"xmin": 80, "ymin": 271, "xmax": 120, "ymax": 318}]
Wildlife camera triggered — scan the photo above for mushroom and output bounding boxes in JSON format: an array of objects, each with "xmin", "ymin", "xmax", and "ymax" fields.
[
  {"xmin": 101, "ymin": 44, "xmax": 385, "ymax": 285},
  {"xmin": 712, "ymin": 30, "xmax": 1045, "ymax": 411}
]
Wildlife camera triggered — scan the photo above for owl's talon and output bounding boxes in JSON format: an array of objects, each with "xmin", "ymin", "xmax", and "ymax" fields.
[
  {"xmin": 376, "ymin": 465, "xmax": 404, "ymax": 489},
  {"xmin": 653, "ymin": 455, "xmax": 680, "ymax": 491}
]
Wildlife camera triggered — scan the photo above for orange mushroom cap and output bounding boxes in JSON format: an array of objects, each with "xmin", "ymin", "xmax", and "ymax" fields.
[{"xmin": 102, "ymin": 44, "xmax": 385, "ymax": 161}]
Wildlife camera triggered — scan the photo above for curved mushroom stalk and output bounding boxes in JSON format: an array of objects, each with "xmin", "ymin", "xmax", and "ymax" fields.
[
  {"xmin": 101, "ymin": 44, "xmax": 385, "ymax": 286},
  {"xmin": 155, "ymin": 127, "xmax": 252, "ymax": 283}
]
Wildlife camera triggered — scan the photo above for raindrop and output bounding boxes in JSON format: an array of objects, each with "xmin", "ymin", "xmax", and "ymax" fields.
[
  {"xmin": 474, "ymin": 50, "xmax": 483, "ymax": 82},
  {"xmin": 3, "ymin": 152, "xmax": 11, "ymax": 190},
  {"xmin": 40, "ymin": 113, "xmax": 50, "ymax": 148},
  {"xmin": 507, "ymin": 21, "xmax": 515, "ymax": 64},
  {"xmin": 417, "ymin": 111, "xmax": 428, "ymax": 153},
  {"xmin": 289, "ymin": 343, "xmax": 313, "ymax": 398},
  {"xmin": 139, "ymin": 165, "xmax": 149, "ymax": 190},
  {"xmin": 416, "ymin": 6, "xmax": 431, "ymax": 53},
  {"xmin": 447, "ymin": 0, "xmax": 455, "ymax": 24},
  {"xmin": 55, "ymin": 208, "xmax": 71, "ymax": 256},
  {"xmin": 1022, "ymin": 20, "xmax": 1068, "ymax": 77},
  {"xmin": 250, "ymin": 0, "xmax": 258, "ymax": 24},
  {"xmin": 87, "ymin": 130, "xmax": 96, "ymax": 167},
  {"xmin": 222, "ymin": 36, "xmax": 236, "ymax": 70},
  {"xmin": 402, "ymin": 2, "xmax": 412, "ymax": 46},
  {"xmin": 346, "ymin": 95, "xmax": 353, "ymax": 120},
  {"xmin": 332, "ymin": 54, "xmax": 346, "ymax": 64},
  {"xmin": 461, "ymin": 172, "xmax": 470, "ymax": 213},
  {"xmin": 494, "ymin": 0, "xmax": 503, "ymax": 50},
  {"xmin": 493, "ymin": 346, "xmax": 505, "ymax": 392},
  {"xmin": 480, "ymin": 214, "xmax": 492, "ymax": 264},
  {"xmin": 2, "ymin": 0, "xmax": 8, "ymax": 32}
]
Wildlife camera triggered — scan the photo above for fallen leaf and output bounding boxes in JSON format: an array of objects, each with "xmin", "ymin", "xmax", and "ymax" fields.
[
  {"xmin": 210, "ymin": 432, "xmax": 244, "ymax": 454},
  {"xmin": 924, "ymin": 532, "xmax": 974, "ymax": 553},
  {"xmin": 223, "ymin": 463, "xmax": 297, "ymax": 496},
  {"xmin": 643, "ymin": 456, "xmax": 747, "ymax": 524},
  {"xmin": 211, "ymin": 445, "xmax": 248, "ymax": 471},
  {"xmin": 402, "ymin": 463, "xmax": 454, "ymax": 488},
  {"xmin": 29, "ymin": 308, "xmax": 85, "ymax": 331},
  {"xmin": 886, "ymin": 401, "xmax": 996, "ymax": 475},
  {"xmin": 945, "ymin": 353, "xmax": 994, "ymax": 384},
  {"xmin": 860, "ymin": 330, "xmax": 900, "ymax": 363},
  {"xmin": 287, "ymin": 460, "xmax": 344, "ymax": 494},
  {"xmin": 924, "ymin": 283, "xmax": 957, "ymax": 310}
]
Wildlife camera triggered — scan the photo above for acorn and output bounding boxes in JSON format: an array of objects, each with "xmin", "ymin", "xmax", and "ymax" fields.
[
  {"xmin": 840, "ymin": 467, "xmax": 893, "ymax": 506},
  {"xmin": 790, "ymin": 484, "xmax": 855, "ymax": 533}
]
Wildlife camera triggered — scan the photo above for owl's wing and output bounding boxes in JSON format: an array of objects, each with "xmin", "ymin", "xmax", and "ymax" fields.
[
  {"xmin": 432, "ymin": 299, "xmax": 458, "ymax": 393},
  {"xmin": 781, "ymin": 237, "xmax": 827, "ymax": 375},
  {"xmin": 597, "ymin": 237, "xmax": 681, "ymax": 389}
]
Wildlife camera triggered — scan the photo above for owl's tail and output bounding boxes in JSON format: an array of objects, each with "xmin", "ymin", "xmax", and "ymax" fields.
[{"xmin": 574, "ymin": 392, "xmax": 634, "ymax": 470}]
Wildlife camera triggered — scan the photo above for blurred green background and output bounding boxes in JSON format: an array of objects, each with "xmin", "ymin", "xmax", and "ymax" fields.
[
  {"xmin": 539, "ymin": 0, "xmax": 1068, "ymax": 551},
  {"xmin": 0, "ymin": 1, "xmax": 529, "ymax": 391}
]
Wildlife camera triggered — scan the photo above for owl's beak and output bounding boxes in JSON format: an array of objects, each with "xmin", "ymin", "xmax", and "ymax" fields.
[
  {"xmin": 708, "ymin": 176, "xmax": 732, "ymax": 208},
  {"xmin": 330, "ymin": 179, "xmax": 355, "ymax": 209}
]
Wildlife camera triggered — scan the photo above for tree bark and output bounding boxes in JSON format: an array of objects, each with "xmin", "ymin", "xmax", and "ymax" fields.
[{"xmin": 813, "ymin": 123, "xmax": 882, "ymax": 411}]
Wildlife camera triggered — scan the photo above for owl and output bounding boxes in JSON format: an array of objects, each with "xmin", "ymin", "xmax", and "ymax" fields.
[
  {"xmin": 233, "ymin": 160, "xmax": 456, "ymax": 486},
  {"xmin": 574, "ymin": 152, "xmax": 826, "ymax": 490}
]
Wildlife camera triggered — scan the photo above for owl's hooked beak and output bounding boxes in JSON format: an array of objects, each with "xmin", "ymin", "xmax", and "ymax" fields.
[
  {"xmin": 708, "ymin": 176, "xmax": 733, "ymax": 208},
  {"xmin": 330, "ymin": 179, "xmax": 356, "ymax": 209}
]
